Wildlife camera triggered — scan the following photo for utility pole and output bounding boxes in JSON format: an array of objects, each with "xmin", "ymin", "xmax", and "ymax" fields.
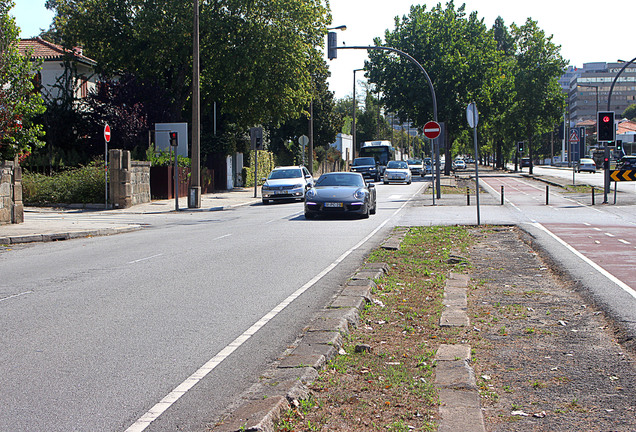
[{"xmin": 189, "ymin": 0, "xmax": 201, "ymax": 208}]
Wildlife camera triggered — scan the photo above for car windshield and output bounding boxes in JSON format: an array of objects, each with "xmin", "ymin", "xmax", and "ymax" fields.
[
  {"xmin": 268, "ymin": 168, "xmax": 302, "ymax": 179},
  {"xmin": 316, "ymin": 173, "xmax": 365, "ymax": 187},
  {"xmin": 407, "ymin": 159, "xmax": 421, "ymax": 165},
  {"xmin": 387, "ymin": 161, "xmax": 408, "ymax": 169},
  {"xmin": 580, "ymin": 159, "xmax": 594, "ymax": 164},
  {"xmin": 353, "ymin": 157, "xmax": 375, "ymax": 166}
]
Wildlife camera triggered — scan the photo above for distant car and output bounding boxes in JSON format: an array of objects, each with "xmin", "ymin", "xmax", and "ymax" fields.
[
  {"xmin": 407, "ymin": 159, "xmax": 424, "ymax": 176},
  {"xmin": 521, "ymin": 157, "xmax": 531, "ymax": 167},
  {"xmin": 616, "ymin": 155, "xmax": 636, "ymax": 170},
  {"xmin": 304, "ymin": 172, "xmax": 376, "ymax": 219},
  {"xmin": 261, "ymin": 166, "xmax": 313, "ymax": 204},
  {"xmin": 423, "ymin": 158, "xmax": 433, "ymax": 175},
  {"xmin": 383, "ymin": 160, "xmax": 412, "ymax": 184},
  {"xmin": 350, "ymin": 157, "xmax": 380, "ymax": 182},
  {"xmin": 576, "ymin": 158, "xmax": 596, "ymax": 173},
  {"xmin": 452, "ymin": 159, "xmax": 466, "ymax": 171}
]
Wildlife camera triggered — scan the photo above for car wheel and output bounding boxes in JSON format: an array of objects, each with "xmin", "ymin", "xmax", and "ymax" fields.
[
  {"xmin": 305, "ymin": 212, "xmax": 315, "ymax": 220},
  {"xmin": 262, "ymin": 199, "xmax": 270, "ymax": 204},
  {"xmin": 370, "ymin": 201, "xmax": 377, "ymax": 215},
  {"xmin": 362, "ymin": 205, "xmax": 370, "ymax": 219},
  {"xmin": 407, "ymin": 180, "xmax": 411, "ymax": 185},
  {"xmin": 384, "ymin": 181, "xmax": 388, "ymax": 185}
]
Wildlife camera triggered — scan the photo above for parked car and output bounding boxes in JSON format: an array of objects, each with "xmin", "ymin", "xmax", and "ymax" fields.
[
  {"xmin": 423, "ymin": 158, "xmax": 433, "ymax": 175},
  {"xmin": 616, "ymin": 155, "xmax": 636, "ymax": 170},
  {"xmin": 261, "ymin": 165, "xmax": 313, "ymax": 204},
  {"xmin": 521, "ymin": 157, "xmax": 531, "ymax": 167},
  {"xmin": 350, "ymin": 157, "xmax": 380, "ymax": 182},
  {"xmin": 383, "ymin": 160, "xmax": 412, "ymax": 184},
  {"xmin": 406, "ymin": 159, "xmax": 424, "ymax": 176},
  {"xmin": 576, "ymin": 158, "xmax": 596, "ymax": 173},
  {"xmin": 452, "ymin": 159, "xmax": 466, "ymax": 171},
  {"xmin": 304, "ymin": 172, "xmax": 376, "ymax": 219}
]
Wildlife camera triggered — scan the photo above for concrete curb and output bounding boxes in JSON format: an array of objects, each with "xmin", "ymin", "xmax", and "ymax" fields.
[
  {"xmin": 435, "ymin": 272, "xmax": 486, "ymax": 432},
  {"xmin": 212, "ymin": 264, "xmax": 387, "ymax": 432},
  {"xmin": 0, "ymin": 226, "xmax": 143, "ymax": 245}
]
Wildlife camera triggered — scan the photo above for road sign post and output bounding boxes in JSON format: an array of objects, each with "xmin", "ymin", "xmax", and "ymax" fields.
[
  {"xmin": 104, "ymin": 124, "xmax": 111, "ymax": 209},
  {"xmin": 466, "ymin": 102, "xmax": 481, "ymax": 226}
]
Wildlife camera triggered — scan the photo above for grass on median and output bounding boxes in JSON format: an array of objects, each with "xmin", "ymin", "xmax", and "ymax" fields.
[{"xmin": 276, "ymin": 226, "xmax": 474, "ymax": 432}]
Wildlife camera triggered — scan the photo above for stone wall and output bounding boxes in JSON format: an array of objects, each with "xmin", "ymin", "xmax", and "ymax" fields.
[
  {"xmin": 0, "ymin": 160, "xmax": 23, "ymax": 224},
  {"xmin": 109, "ymin": 149, "xmax": 151, "ymax": 209}
]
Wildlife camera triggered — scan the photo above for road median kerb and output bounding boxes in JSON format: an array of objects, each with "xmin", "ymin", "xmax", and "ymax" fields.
[{"xmin": 213, "ymin": 263, "xmax": 389, "ymax": 431}]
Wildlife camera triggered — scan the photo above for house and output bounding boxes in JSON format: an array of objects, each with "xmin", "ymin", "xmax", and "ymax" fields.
[{"xmin": 18, "ymin": 37, "xmax": 98, "ymax": 102}]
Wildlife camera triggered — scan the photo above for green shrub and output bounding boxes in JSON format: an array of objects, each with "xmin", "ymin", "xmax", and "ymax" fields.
[{"xmin": 23, "ymin": 162, "xmax": 105, "ymax": 204}]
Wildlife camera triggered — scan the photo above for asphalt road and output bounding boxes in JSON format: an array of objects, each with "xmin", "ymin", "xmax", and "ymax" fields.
[
  {"xmin": 3, "ymin": 171, "xmax": 636, "ymax": 431},
  {"xmin": 0, "ymin": 179, "xmax": 428, "ymax": 431}
]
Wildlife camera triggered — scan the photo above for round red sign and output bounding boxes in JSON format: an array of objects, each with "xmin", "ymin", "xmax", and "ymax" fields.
[
  {"xmin": 423, "ymin": 121, "xmax": 441, "ymax": 139},
  {"xmin": 104, "ymin": 124, "xmax": 111, "ymax": 143}
]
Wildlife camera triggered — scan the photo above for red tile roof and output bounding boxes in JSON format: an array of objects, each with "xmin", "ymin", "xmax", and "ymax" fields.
[
  {"xmin": 18, "ymin": 37, "xmax": 97, "ymax": 66},
  {"xmin": 618, "ymin": 120, "xmax": 636, "ymax": 134}
]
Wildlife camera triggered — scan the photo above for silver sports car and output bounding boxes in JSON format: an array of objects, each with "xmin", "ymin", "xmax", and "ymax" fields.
[{"xmin": 304, "ymin": 172, "xmax": 376, "ymax": 219}]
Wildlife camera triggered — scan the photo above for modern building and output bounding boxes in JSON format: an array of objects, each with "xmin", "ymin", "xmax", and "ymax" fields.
[{"xmin": 566, "ymin": 62, "xmax": 636, "ymax": 125}]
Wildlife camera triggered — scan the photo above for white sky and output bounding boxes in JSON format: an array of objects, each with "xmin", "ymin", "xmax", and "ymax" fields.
[{"xmin": 12, "ymin": 0, "xmax": 636, "ymax": 99}]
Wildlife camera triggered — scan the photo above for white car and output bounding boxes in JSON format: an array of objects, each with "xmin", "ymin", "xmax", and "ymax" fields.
[
  {"xmin": 407, "ymin": 159, "xmax": 424, "ymax": 176},
  {"xmin": 261, "ymin": 166, "xmax": 314, "ymax": 203},
  {"xmin": 577, "ymin": 158, "xmax": 596, "ymax": 173},
  {"xmin": 452, "ymin": 159, "xmax": 466, "ymax": 170},
  {"xmin": 383, "ymin": 160, "xmax": 412, "ymax": 184}
]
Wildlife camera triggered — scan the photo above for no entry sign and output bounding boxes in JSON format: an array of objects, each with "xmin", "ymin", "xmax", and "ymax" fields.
[
  {"xmin": 423, "ymin": 121, "xmax": 441, "ymax": 139},
  {"xmin": 104, "ymin": 124, "xmax": 111, "ymax": 143}
]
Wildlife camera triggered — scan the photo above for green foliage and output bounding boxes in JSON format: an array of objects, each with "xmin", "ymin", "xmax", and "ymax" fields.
[
  {"xmin": 148, "ymin": 150, "xmax": 191, "ymax": 168},
  {"xmin": 47, "ymin": 0, "xmax": 331, "ymax": 129},
  {"xmin": 623, "ymin": 103, "xmax": 636, "ymax": 121},
  {"xmin": 0, "ymin": 0, "xmax": 46, "ymax": 161},
  {"xmin": 243, "ymin": 150, "xmax": 275, "ymax": 188},
  {"xmin": 22, "ymin": 162, "xmax": 105, "ymax": 204}
]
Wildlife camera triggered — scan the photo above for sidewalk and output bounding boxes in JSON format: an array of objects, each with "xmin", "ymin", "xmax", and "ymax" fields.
[{"xmin": 0, "ymin": 188, "xmax": 260, "ymax": 245}]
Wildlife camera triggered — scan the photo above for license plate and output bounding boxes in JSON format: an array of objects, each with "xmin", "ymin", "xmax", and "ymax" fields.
[
  {"xmin": 324, "ymin": 202, "xmax": 343, "ymax": 208},
  {"xmin": 274, "ymin": 190, "xmax": 287, "ymax": 195}
]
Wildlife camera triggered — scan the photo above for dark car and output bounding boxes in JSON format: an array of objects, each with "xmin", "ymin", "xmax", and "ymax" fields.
[
  {"xmin": 350, "ymin": 157, "xmax": 380, "ymax": 182},
  {"xmin": 616, "ymin": 155, "xmax": 636, "ymax": 170},
  {"xmin": 304, "ymin": 172, "xmax": 376, "ymax": 219},
  {"xmin": 521, "ymin": 157, "xmax": 531, "ymax": 167}
]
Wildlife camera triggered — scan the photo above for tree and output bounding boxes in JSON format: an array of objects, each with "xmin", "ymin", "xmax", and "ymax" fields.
[
  {"xmin": 365, "ymin": 1, "xmax": 502, "ymax": 172},
  {"xmin": 0, "ymin": 0, "xmax": 45, "ymax": 161},
  {"xmin": 46, "ymin": 0, "xmax": 330, "ymax": 130},
  {"xmin": 510, "ymin": 18, "xmax": 566, "ymax": 173},
  {"xmin": 623, "ymin": 103, "xmax": 636, "ymax": 121}
]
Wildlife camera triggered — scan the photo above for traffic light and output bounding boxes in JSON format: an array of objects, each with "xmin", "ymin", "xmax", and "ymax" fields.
[
  {"xmin": 517, "ymin": 142, "xmax": 524, "ymax": 153},
  {"xmin": 616, "ymin": 140, "xmax": 623, "ymax": 154},
  {"xmin": 250, "ymin": 127, "xmax": 263, "ymax": 150},
  {"xmin": 169, "ymin": 131, "xmax": 178, "ymax": 147},
  {"xmin": 603, "ymin": 157, "xmax": 610, "ymax": 170},
  {"xmin": 597, "ymin": 111, "xmax": 615, "ymax": 142},
  {"xmin": 327, "ymin": 31, "xmax": 337, "ymax": 60}
]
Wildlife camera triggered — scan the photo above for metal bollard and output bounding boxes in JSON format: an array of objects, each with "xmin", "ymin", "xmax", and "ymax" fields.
[
  {"xmin": 501, "ymin": 185, "xmax": 504, "ymax": 205},
  {"xmin": 466, "ymin": 187, "xmax": 470, "ymax": 206},
  {"xmin": 546, "ymin": 185, "xmax": 549, "ymax": 205},
  {"xmin": 592, "ymin": 186, "xmax": 595, "ymax": 205}
]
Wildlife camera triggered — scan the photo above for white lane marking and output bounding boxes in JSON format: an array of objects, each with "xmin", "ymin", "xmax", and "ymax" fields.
[
  {"xmin": 604, "ymin": 232, "xmax": 615, "ymax": 237},
  {"xmin": 593, "ymin": 228, "xmax": 602, "ymax": 231},
  {"xmin": 619, "ymin": 239, "xmax": 631, "ymax": 245},
  {"xmin": 531, "ymin": 222, "xmax": 636, "ymax": 300},
  {"xmin": 125, "ymin": 186, "xmax": 416, "ymax": 432},
  {"xmin": 0, "ymin": 291, "xmax": 32, "ymax": 303},
  {"xmin": 213, "ymin": 234, "xmax": 232, "ymax": 241},
  {"xmin": 389, "ymin": 195, "xmax": 403, "ymax": 200},
  {"xmin": 128, "ymin": 254, "xmax": 163, "ymax": 264}
]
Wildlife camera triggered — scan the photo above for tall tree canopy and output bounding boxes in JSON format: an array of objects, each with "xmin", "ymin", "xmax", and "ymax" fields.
[
  {"xmin": 45, "ymin": 0, "xmax": 331, "ymax": 129},
  {"xmin": 0, "ymin": 0, "xmax": 45, "ymax": 161}
]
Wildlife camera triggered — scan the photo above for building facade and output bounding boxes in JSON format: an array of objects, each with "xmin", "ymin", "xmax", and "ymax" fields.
[{"xmin": 567, "ymin": 62, "xmax": 636, "ymax": 125}]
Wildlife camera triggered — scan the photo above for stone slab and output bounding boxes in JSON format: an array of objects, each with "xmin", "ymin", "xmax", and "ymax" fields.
[
  {"xmin": 440, "ymin": 309, "xmax": 469, "ymax": 327},
  {"xmin": 435, "ymin": 360, "xmax": 477, "ymax": 390},
  {"xmin": 436, "ymin": 344, "xmax": 472, "ymax": 361},
  {"xmin": 214, "ymin": 395, "xmax": 288, "ymax": 432},
  {"xmin": 437, "ymin": 389, "xmax": 486, "ymax": 432},
  {"xmin": 330, "ymin": 295, "xmax": 366, "ymax": 310},
  {"xmin": 300, "ymin": 331, "xmax": 343, "ymax": 349}
]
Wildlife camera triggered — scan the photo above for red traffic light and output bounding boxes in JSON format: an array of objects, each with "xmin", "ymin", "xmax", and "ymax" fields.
[{"xmin": 602, "ymin": 115, "xmax": 611, "ymax": 123}]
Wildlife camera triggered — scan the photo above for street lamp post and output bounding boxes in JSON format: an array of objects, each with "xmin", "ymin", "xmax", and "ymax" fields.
[
  {"xmin": 189, "ymin": 0, "xmax": 201, "ymax": 208},
  {"xmin": 352, "ymin": 68, "xmax": 364, "ymax": 162}
]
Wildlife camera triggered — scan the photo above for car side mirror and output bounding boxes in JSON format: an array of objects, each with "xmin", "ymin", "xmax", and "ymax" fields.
[{"xmin": 367, "ymin": 183, "xmax": 375, "ymax": 188}]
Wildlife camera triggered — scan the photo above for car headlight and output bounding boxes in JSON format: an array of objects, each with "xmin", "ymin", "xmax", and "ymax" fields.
[
  {"xmin": 293, "ymin": 183, "xmax": 303, "ymax": 189},
  {"xmin": 354, "ymin": 189, "xmax": 367, "ymax": 200},
  {"xmin": 306, "ymin": 189, "xmax": 317, "ymax": 199},
  {"xmin": 262, "ymin": 183, "xmax": 271, "ymax": 190}
]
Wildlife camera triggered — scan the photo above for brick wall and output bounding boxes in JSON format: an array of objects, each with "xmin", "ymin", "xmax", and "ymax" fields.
[
  {"xmin": 108, "ymin": 149, "xmax": 151, "ymax": 209},
  {"xmin": 0, "ymin": 160, "xmax": 24, "ymax": 224}
]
